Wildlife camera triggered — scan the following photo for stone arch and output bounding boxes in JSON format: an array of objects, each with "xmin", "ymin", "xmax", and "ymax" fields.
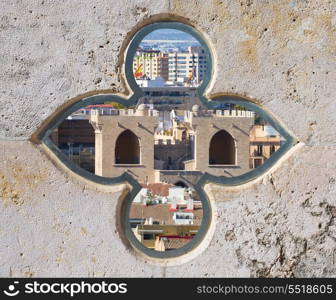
[
  {"xmin": 270, "ymin": 144, "xmax": 276, "ymax": 155},
  {"xmin": 115, "ymin": 130, "xmax": 140, "ymax": 164},
  {"xmin": 209, "ymin": 130, "xmax": 235, "ymax": 165},
  {"xmin": 174, "ymin": 181, "xmax": 188, "ymax": 188}
]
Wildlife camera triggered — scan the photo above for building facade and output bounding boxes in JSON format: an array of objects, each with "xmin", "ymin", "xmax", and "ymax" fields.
[
  {"xmin": 133, "ymin": 46, "xmax": 207, "ymax": 86},
  {"xmin": 133, "ymin": 48, "xmax": 169, "ymax": 81},
  {"xmin": 168, "ymin": 46, "xmax": 207, "ymax": 85},
  {"xmin": 249, "ymin": 124, "xmax": 282, "ymax": 169},
  {"xmin": 89, "ymin": 105, "xmax": 254, "ymax": 185}
]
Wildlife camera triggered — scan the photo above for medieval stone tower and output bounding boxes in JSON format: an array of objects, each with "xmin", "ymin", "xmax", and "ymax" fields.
[
  {"xmin": 90, "ymin": 104, "xmax": 254, "ymax": 184},
  {"xmin": 90, "ymin": 105, "xmax": 158, "ymax": 183}
]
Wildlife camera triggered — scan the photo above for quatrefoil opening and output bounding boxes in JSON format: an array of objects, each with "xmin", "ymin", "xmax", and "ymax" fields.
[{"xmin": 34, "ymin": 21, "xmax": 297, "ymax": 259}]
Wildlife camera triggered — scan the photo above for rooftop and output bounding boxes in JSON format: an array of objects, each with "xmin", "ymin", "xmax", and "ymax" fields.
[
  {"xmin": 141, "ymin": 183, "xmax": 173, "ymax": 197},
  {"xmin": 129, "ymin": 203, "xmax": 203, "ymax": 225}
]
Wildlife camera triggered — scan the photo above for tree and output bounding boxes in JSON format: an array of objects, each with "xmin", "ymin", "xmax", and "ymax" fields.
[{"xmin": 234, "ymin": 104, "xmax": 246, "ymax": 111}]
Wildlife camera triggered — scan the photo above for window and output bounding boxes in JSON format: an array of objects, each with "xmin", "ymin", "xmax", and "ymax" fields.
[
  {"xmin": 115, "ymin": 130, "xmax": 140, "ymax": 164},
  {"xmin": 209, "ymin": 130, "xmax": 235, "ymax": 165}
]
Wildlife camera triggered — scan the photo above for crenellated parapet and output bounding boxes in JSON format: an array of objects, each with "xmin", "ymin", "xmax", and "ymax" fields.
[
  {"xmin": 90, "ymin": 107, "xmax": 159, "ymax": 117},
  {"xmin": 184, "ymin": 109, "xmax": 255, "ymax": 123}
]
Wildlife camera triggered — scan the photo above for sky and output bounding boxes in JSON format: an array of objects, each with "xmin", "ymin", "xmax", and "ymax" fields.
[{"xmin": 142, "ymin": 29, "xmax": 199, "ymax": 42}]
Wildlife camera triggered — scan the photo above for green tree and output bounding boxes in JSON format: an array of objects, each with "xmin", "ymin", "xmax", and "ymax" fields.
[{"xmin": 234, "ymin": 104, "xmax": 246, "ymax": 111}]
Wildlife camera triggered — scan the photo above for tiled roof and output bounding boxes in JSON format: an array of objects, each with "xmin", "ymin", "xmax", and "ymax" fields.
[
  {"xmin": 85, "ymin": 104, "xmax": 115, "ymax": 109},
  {"xmin": 140, "ymin": 183, "xmax": 173, "ymax": 197},
  {"xmin": 130, "ymin": 203, "xmax": 173, "ymax": 224},
  {"xmin": 129, "ymin": 203, "xmax": 203, "ymax": 225},
  {"xmin": 162, "ymin": 238, "xmax": 192, "ymax": 250}
]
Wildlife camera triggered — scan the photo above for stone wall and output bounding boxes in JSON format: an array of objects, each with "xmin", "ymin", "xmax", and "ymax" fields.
[{"xmin": 0, "ymin": 0, "xmax": 335, "ymax": 277}]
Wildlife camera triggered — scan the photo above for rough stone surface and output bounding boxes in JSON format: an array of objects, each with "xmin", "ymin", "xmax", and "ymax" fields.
[{"xmin": 0, "ymin": 0, "xmax": 335, "ymax": 277}]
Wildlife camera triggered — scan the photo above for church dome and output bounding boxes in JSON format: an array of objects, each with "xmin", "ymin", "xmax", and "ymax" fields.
[
  {"xmin": 137, "ymin": 104, "xmax": 147, "ymax": 111},
  {"xmin": 192, "ymin": 104, "xmax": 200, "ymax": 112}
]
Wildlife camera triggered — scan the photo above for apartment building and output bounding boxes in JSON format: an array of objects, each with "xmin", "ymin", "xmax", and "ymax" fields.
[
  {"xmin": 168, "ymin": 46, "xmax": 207, "ymax": 85},
  {"xmin": 133, "ymin": 48, "xmax": 169, "ymax": 81},
  {"xmin": 249, "ymin": 124, "xmax": 283, "ymax": 169}
]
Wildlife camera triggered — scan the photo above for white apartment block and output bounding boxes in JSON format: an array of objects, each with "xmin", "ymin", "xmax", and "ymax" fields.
[{"xmin": 168, "ymin": 46, "xmax": 207, "ymax": 86}]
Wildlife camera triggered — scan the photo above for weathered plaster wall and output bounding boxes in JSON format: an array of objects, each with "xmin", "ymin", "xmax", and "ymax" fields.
[{"xmin": 0, "ymin": 0, "xmax": 335, "ymax": 277}]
